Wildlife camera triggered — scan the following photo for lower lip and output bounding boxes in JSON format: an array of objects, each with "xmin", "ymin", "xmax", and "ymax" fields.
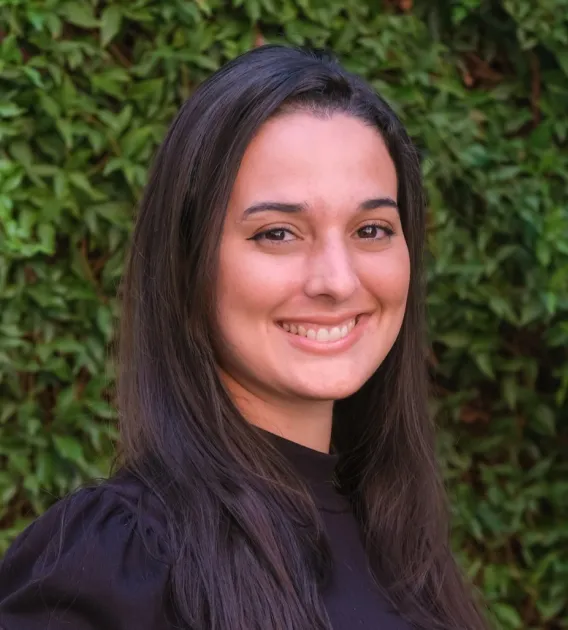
[{"xmin": 277, "ymin": 315, "xmax": 370, "ymax": 355}]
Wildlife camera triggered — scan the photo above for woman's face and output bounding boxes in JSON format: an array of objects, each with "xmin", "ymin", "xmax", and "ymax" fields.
[{"xmin": 216, "ymin": 112, "xmax": 410, "ymax": 406}]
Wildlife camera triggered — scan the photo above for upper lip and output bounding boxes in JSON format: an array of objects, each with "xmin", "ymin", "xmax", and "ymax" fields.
[{"xmin": 277, "ymin": 312, "xmax": 366, "ymax": 326}]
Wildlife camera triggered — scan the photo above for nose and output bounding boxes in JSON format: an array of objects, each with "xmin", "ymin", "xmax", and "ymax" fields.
[{"xmin": 303, "ymin": 236, "xmax": 360, "ymax": 303}]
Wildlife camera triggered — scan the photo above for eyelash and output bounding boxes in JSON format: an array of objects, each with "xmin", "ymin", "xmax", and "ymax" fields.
[{"xmin": 250, "ymin": 222, "xmax": 395, "ymax": 244}]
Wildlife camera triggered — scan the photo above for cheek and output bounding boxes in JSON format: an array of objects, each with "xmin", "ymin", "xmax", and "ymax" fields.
[
  {"xmin": 361, "ymin": 246, "xmax": 411, "ymax": 306},
  {"xmin": 217, "ymin": 242, "xmax": 298, "ymax": 327}
]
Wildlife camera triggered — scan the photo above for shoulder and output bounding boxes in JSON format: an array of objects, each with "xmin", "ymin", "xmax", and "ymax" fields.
[
  {"xmin": 0, "ymin": 470, "xmax": 174, "ymax": 629},
  {"xmin": 3, "ymin": 469, "xmax": 171, "ymax": 567}
]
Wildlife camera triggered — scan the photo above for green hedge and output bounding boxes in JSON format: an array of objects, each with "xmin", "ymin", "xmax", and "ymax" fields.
[{"xmin": 1, "ymin": 1, "xmax": 567, "ymax": 628}]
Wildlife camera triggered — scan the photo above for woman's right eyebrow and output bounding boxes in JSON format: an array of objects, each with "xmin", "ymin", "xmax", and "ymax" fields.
[{"xmin": 241, "ymin": 201, "xmax": 308, "ymax": 219}]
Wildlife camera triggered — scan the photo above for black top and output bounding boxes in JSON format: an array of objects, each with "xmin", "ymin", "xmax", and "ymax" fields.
[{"xmin": 0, "ymin": 431, "xmax": 413, "ymax": 629}]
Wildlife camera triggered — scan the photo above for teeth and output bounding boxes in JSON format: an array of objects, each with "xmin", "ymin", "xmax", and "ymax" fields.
[
  {"xmin": 280, "ymin": 318, "xmax": 358, "ymax": 342},
  {"xmin": 316, "ymin": 328, "xmax": 329, "ymax": 342},
  {"xmin": 328, "ymin": 327, "xmax": 342, "ymax": 342}
]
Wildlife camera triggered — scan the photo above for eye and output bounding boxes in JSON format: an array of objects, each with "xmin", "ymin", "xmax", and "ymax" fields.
[
  {"xmin": 250, "ymin": 228, "xmax": 296, "ymax": 243},
  {"xmin": 356, "ymin": 223, "xmax": 394, "ymax": 240}
]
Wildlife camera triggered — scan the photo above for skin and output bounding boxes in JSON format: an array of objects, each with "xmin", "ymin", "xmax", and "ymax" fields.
[{"xmin": 216, "ymin": 112, "xmax": 410, "ymax": 453}]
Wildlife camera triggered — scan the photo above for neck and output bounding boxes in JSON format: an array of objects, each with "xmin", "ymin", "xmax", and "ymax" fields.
[{"xmin": 220, "ymin": 370, "xmax": 334, "ymax": 454}]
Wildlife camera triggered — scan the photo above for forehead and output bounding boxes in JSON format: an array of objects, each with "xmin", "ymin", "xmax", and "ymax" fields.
[{"xmin": 228, "ymin": 112, "xmax": 398, "ymax": 210}]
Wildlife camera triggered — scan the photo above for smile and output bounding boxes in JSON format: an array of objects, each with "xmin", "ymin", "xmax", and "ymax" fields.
[{"xmin": 277, "ymin": 316, "xmax": 360, "ymax": 343}]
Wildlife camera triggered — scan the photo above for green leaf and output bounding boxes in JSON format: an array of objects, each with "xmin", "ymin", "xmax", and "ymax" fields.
[
  {"xmin": 436, "ymin": 332, "xmax": 470, "ymax": 349},
  {"xmin": 37, "ymin": 223, "xmax": 56, "ymax": 254},
  {"xmin": 473, "ymin": 353, "xmax": 495, "ymax": 380},
  {"xmin": 0, "ymin": 103, "xmax": 24, "ymax": 118},
  {"xmin": 492, "ymin": 603, "xmax": 523, "ymax": 629},
  {"xmin": 532, "ymin": 404, "xmax": 556, "ymax": 436},
  {"xmin": 9, "ymin": 142, "xmax": 34, "ymax": 170},
  {"xmin": 100, "ymin": 6, "xmax": 122, "ymax": 47},
  {"xmin": 60, "ymin": 1, "xmax": 99, "ymax": 29},
  {"xmin": 502, "ymin": 375, "xmax": 517, "ymax": 410},
  {"xmin": 68, "ymin": 172, "xmax": 106, "ymax": 200},
  {"xmin": 96, "ymin": 305, "xmax": 113, "ymax": 341},
  {"xmin": 53, "ymin": 435, "xmax": 85, "ymax": 465}
]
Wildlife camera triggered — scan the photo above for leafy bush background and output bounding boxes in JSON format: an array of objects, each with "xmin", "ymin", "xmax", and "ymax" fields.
[{"xmin": 1, "ymin": 1, "xmax": 567, "ymax": 628}]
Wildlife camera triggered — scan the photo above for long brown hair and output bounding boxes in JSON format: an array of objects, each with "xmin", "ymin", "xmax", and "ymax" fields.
[{"xmin": 116, "ymin": 45, "xmax": 489, "ymax": 629}]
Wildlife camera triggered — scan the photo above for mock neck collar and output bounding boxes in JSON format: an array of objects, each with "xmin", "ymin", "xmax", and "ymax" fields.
[{"xmin": 258, "ymin": 428, "xmax": 349, "ymax": 513}]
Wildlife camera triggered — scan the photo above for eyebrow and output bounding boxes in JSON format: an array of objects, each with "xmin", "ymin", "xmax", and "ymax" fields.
[{"xmin": 241, "ymin": 197, "xmax": 399, "ymax": 219}]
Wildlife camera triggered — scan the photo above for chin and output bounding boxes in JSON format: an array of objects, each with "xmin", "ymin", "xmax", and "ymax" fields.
[{"xmin": 292, "ymin": 376, "xmax": 370, "ymax": 402}]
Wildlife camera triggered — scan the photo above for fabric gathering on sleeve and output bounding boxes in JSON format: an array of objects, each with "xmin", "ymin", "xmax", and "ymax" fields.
[{"xmin": 0, "ymin": 474, "xmax": 174, "ymax": 630}]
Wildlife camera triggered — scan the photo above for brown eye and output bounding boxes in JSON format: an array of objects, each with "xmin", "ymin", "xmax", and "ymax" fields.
[
  {"xmin": 265, "ymin": 229, "xmax": 288, "ymax": 241},
  {"xmin": 251, "ymin": 228, "xmax": 295, "ymax": 243},
  {"xmin": 356, "ymin": 224, "xmax": 394, "ymax": 240}
]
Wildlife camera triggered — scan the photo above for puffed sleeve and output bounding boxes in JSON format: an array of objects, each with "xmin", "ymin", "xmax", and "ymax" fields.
[{"xmin": 0, "ymin": 476, "xmax": 174, "ymax": 630}]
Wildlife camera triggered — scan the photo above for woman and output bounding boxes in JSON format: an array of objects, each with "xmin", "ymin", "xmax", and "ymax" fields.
[{"xmin": 0, "ymin": 45, "xmax": 489, "ymax": 630}]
